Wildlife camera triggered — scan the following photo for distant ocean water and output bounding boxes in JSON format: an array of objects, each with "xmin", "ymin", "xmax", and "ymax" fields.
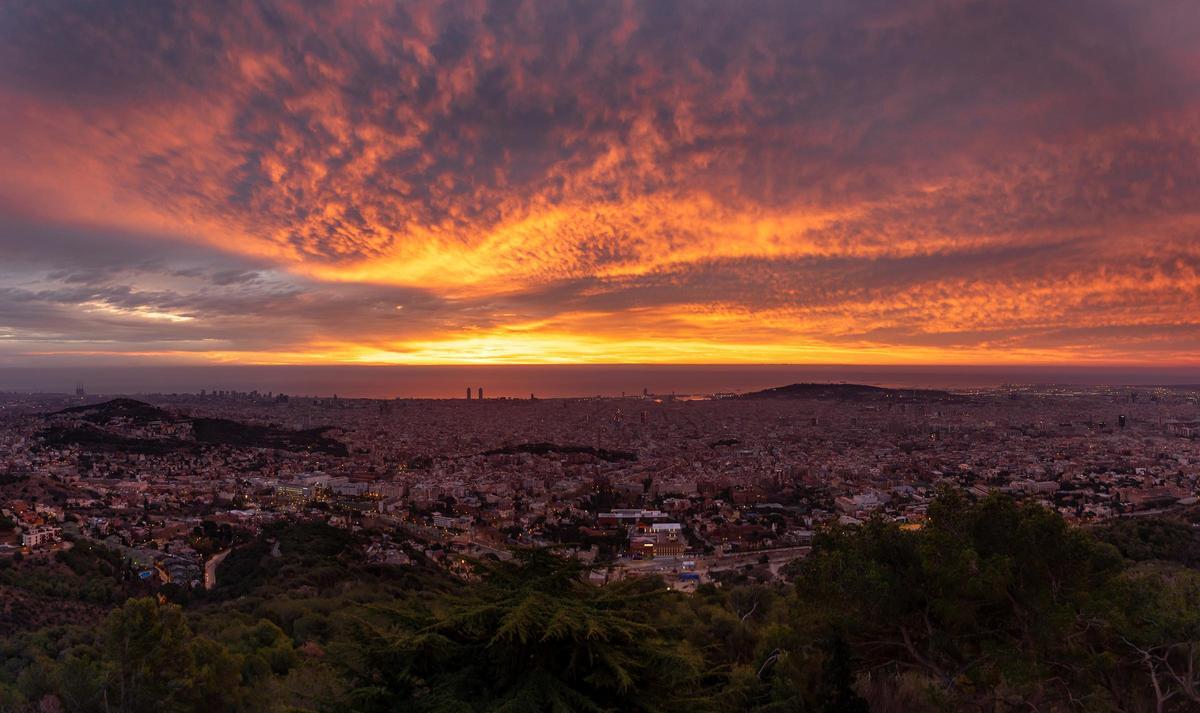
[{"xmin": 0, "ymin": 364, "xmax": 1197, "ymax": 399}]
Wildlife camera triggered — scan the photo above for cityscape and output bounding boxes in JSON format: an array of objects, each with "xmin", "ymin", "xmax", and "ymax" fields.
[
  {"xmin": 4, "ymin": 382, "xmax": 1200, "ymax": 591},
  {"xmin": 2, "ymin": 379, "xmax": 1200, "ymax": 710},
  {"xmin": 2, "ymin": 0, "xmax": 1200, "ymax": 710}
]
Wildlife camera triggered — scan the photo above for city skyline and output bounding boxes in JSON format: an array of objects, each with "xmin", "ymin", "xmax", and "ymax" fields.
[
  {"xmin": 2, "ymin": 0, "xmax": 1200, "ymax": 367},
  {"xmin": 5, "ymin": 363, "xmax": 1200, "ymax": 400}
]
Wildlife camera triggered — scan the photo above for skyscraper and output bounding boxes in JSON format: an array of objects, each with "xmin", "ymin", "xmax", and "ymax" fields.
[{"xmin": 477, "ymin": 387, "xmax": 484, "ymax": 400}]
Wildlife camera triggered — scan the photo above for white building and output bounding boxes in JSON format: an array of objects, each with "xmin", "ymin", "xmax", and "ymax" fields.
[{"xmin": 21, "ymin": 525, "xmax": 60, "ymax": 548}]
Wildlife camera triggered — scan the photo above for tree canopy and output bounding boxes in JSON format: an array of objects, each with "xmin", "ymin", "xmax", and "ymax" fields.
[{"xmin": 2, "ymin": 492, "xmax": 1199, "ymax": 712}]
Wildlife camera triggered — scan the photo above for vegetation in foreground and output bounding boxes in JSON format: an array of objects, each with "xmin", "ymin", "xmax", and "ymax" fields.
[{"xmin": 1, "ymin": 492, "xmax": 1199, "ymax": 712}]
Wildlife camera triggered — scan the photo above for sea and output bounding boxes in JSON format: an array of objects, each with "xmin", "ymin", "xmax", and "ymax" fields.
[{"xmin": 0, "ymin": 364, "xmax": 1197, "ymax": 399}]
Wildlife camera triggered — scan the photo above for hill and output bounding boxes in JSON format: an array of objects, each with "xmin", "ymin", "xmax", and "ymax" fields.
[
  {"xmin": 53, "ymin": 398, "xmax": 176, "ymax": 425},
  {"xmin": 41, "ymin": 399, "xmax": 348, "ymax": 456},
  {"xmin": 739, "ymin": 382, "xmax": 957, "ymax": 401}
]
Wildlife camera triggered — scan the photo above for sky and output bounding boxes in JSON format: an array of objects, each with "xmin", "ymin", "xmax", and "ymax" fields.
[{"xmin": 1, "ymin": 0, "xmax": 1199, "ymax": 368}]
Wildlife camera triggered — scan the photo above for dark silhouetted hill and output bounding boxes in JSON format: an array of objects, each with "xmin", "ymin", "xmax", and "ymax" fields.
[
  {"xmin": 739, "ymin": 382, "xmax": 958, "ymax": 401},
  {"xmin": 53, "ymin": 398, "xmax": 176, "ymax": 425},
  {"xmin": 42, "ymin": 399, "xmax": 347, "ymax": 456}
]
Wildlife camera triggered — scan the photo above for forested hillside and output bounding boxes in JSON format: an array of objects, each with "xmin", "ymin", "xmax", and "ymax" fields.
[{"xmin": 2, "ymin": 492, "xmax": 1198, "ymax": 712}]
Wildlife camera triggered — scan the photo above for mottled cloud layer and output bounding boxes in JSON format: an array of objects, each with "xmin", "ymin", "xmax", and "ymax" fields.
[{"xmin": 1, "ymin": 0, "xmax": 1198, "ymax": 364}]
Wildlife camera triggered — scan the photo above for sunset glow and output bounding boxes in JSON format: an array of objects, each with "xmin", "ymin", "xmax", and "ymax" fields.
[{"xmin": 2, "ymin": 0, "xmax": 1199, "ymax": 365}]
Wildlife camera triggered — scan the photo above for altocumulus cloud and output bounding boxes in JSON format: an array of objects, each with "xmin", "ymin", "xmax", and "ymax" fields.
[{"xmin": 0, "ymin": 0, "xmax": 1197, "ymax": 364}]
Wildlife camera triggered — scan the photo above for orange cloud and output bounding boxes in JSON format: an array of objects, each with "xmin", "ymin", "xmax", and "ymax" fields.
[{"xmin": 0, "ymin": 0, "xmax": 1198, "ymax": 366}]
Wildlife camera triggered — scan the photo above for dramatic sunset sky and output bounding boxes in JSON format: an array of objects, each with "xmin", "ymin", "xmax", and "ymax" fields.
[{"xmin": 1, "ymin": 0, "xmax": 1199, "ymax": 366}]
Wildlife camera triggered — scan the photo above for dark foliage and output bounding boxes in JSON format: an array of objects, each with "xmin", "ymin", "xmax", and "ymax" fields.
[
  {"xmin": 40, "ymin": 399, "xmax": 348, "ymax": 456},
  {"xmin": 1096, "ymin": 517, "xmax": 1200, "ymax": 568},
  {"xmin": 483, "ymin": 443, "xmax": 637, "ymax": 462},
  {"xmin": 53, "ymin": 399, "xmax": 175, "ymax": 425},
  {"xmin": 39, "ymin": 426, "xmax": 193, "ymax": 455},
  {"xmin": 191, "ymin": 418, "xmax": 348, "ymax": 456},
  {"xmin": 3, "ymin": 494, "xmax": 1199, "ymax": 712}
]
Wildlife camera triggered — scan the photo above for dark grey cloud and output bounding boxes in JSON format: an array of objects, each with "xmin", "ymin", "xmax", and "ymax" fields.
[{"xmin": 0, "ymin": 0, "xmax": 1198, "ymax": 362}]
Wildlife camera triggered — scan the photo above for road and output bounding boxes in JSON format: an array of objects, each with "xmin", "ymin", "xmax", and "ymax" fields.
[{"xmin": 204, "ymin": 548, "xmax": 231, "ymax": 590}]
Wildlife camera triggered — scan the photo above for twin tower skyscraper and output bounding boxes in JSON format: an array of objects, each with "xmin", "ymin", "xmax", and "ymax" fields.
[{"xmin": 466, "ymin": 387, "xmax": 483, "ymax": 400}]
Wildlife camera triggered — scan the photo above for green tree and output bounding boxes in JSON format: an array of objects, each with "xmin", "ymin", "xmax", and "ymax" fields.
[
  {"xmin": 354, "ymin": 550, "xmax": 704, "ymax": 712},
  {"xmin": 794, "ymin": 491, "xmax": 1124, "ymax": 707},
  {"xmin": 1097, "ymin": 518, "xmax": 1200, "ymax": 568},
  {"xmin": 1103, "ymin": 564, "xmax": 1200, "ymax": 712},
  {"xmin": 97, "ymin": 598, "xmax": 258, "ymax": 713},
  {"xmin": 100, "ymin": 598, "xmax": 193, "ymax": 712}
]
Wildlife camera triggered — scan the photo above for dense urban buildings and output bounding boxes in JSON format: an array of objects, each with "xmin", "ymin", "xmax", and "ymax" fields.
[{"xmin": 4, "ymin": 383, "xmax": 1198, "ymax": 589}]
